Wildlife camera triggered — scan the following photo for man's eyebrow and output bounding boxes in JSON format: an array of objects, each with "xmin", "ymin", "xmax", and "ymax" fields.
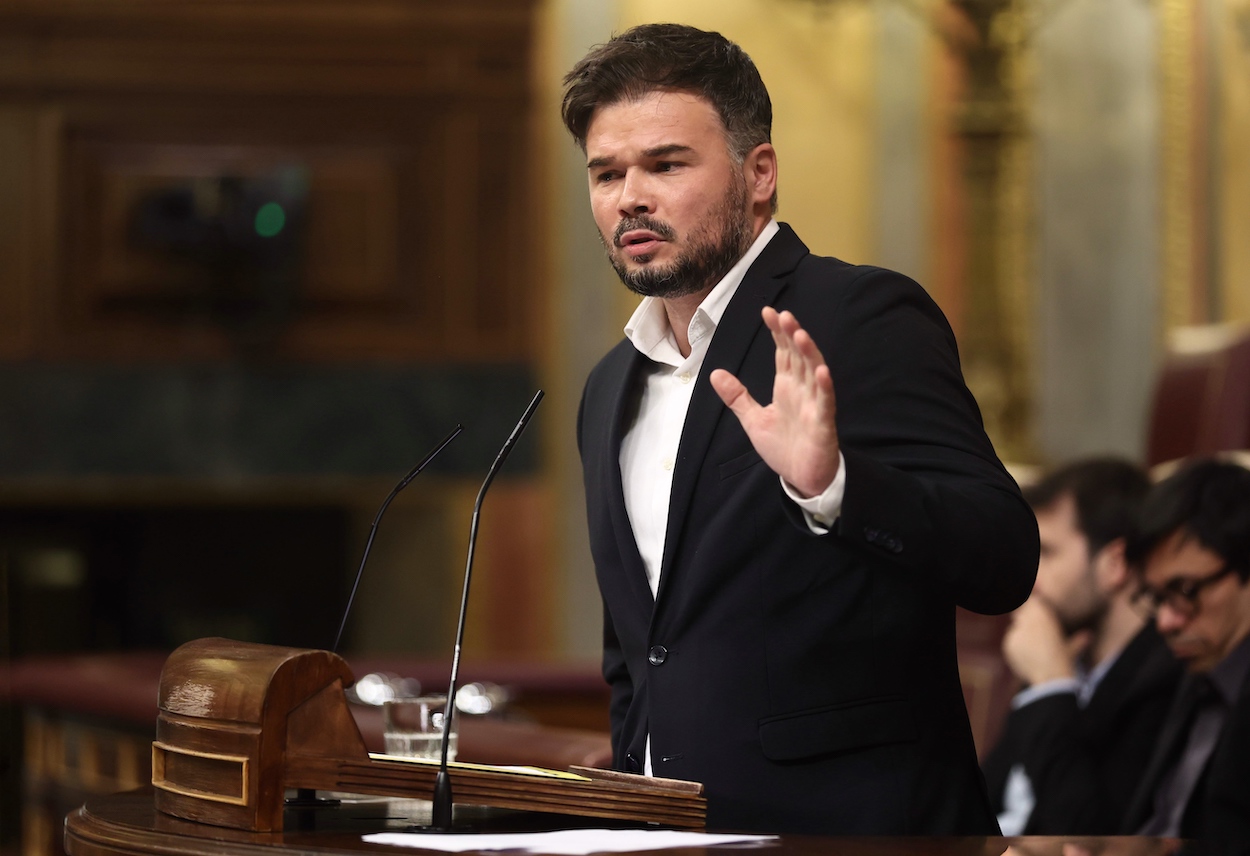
[
  {"xmin": 642, "ymin": 144, "xmax": 694, "ymax": 159},
  {"xmin": 586, "ymin": 144, "xmax": 696, "ymax": 171}
]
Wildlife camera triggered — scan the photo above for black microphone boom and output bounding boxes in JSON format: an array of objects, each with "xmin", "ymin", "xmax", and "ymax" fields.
[
  {"xmin": 430, "ymin": 389, "xmax": 543, "ymax": 831},
  {"xmin": 331, "ymin": 424, "xmax": 464, "ymax": 654}
]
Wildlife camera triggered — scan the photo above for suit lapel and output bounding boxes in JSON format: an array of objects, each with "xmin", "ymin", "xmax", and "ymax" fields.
[
  {"xmin": 1081, "ymin": 625, "xmax": 1154, "ymax": 736},
  {"xmin": 594, "ymin": 344, "xmax": 658, "ymax": 611},
  {"xmin": 655, "ymin": 225, "xmax": 809, "ymax": 604}
]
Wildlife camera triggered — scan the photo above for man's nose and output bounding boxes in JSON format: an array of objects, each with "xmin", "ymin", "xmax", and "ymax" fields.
[
  {"xmin": 618, "ymin": 170, "xmax": 653, "ymax": 216},
  {"xmin": 1155, "ymin": 602, "xmax": 1188, "ymax": 635}
]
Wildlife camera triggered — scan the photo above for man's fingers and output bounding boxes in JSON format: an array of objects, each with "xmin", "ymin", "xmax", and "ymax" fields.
[
  {"xmin": 763, "ymin": 308, "xmax": 795, "ymax": 373},
  {"xmin": 709, "ymin": 368, "xmax": 759, "ymax": 419},
  {"xmin": 764, "ymin": 308, "xmax": 828, "ymax": 385},
  {"xmin": 792, "ymin": 327, "xmax": 828, "ymax": 372}
]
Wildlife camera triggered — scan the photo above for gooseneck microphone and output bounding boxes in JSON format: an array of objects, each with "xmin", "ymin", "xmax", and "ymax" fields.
[
  {"xmin": 331, "ymin": 424, "xmax": 464, "ymax": 654},
  {"xmin": 430, "ymin": 390, "xmax": 543, "ymax": 831}
]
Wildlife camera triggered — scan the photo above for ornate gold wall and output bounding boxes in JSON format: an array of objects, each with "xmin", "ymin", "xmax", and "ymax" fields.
[
  {"xmin": 1219, "ymin": 0, "xmax": 1250, "ymax": 324},
  {"xmin": 1159, "ymin": 0, "xmax": 1250, "ymax": 329}
]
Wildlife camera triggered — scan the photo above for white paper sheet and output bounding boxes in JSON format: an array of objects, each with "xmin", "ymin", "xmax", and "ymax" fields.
[{"xmin": 362, "ymin": 828, "xmax": 778, "ymax": 854}]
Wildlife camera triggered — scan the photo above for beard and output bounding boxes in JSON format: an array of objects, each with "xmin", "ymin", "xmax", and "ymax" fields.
[
  {"xmin": 1057, "ymin": 604, "xmax": 1105, "ymax": 638},
  {"xmin": 1053, "ymin": 567, "xmax": 1107, "ymax": 637},
  {"xmin": 601, "ymin": 171, "xmax": 753, "ymax": 299}
]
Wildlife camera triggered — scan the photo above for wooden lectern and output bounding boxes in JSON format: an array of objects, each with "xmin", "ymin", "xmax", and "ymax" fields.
[{"xmin": 151, "ymin": 638, "xmax": 705, "ymax": 832}]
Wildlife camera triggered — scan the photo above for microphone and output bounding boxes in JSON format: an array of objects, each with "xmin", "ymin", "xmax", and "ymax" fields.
[
  {"xmin": 331, "ymin": 424, "xmax": 464, "ymax": 654},
  {"xmin": 430, "ymin": 390, "xmax": 543, "ymax": 831}
]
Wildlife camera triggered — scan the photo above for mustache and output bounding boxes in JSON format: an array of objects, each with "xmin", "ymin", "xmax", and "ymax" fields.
[{"xmin": 612, "ymin": 215, "xmax": 677, "ymax": 247}]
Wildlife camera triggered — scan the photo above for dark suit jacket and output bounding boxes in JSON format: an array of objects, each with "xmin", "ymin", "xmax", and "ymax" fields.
[
  {"xmin": 1123, "ymin": 656, "xmax": 1250, "ymax": 845},
  {"xmin": 982, "ymin": 624, "xmax": 1182, "ymax": 834},
  {"xmin": 577, "ymin": 225, "xmax": 1039, "ymax": 834}
]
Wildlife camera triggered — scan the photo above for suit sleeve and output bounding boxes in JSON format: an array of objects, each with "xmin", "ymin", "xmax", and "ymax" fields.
[
  {"xmin": 991, "ymin": 694, "xmax": 1107, "ymax": 834},
  {"xmin": 1000, "ymin": 690, "xmax": 1171, "ymax": 835},
  {"xmin": 808, "ymin": 265, "xmax": 1038, "ymax": 615}
]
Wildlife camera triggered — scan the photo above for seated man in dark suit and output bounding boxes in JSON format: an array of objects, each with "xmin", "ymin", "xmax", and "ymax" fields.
[
  {"xmin": 983, "ymin": 458, "xmax": 1182, "ymax": 835},
  {"xmin": 1122, "ymin": 459, "xmax": 1250, "ymax": 844}
]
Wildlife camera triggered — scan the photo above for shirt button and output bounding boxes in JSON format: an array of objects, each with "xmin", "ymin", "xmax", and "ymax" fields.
[
  {"xmin": 648, "ymin": 646, "xmax": 668, "ymax": 666},
  {"xmin": 662, "ymin": 458, "xmax": 674, "ymax": 471},
  {"xmin": 678, "ymin": 373, "xmax": 691, "ymax": 384}
]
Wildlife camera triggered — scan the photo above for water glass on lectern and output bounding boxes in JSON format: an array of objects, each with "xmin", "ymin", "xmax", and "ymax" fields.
[{"xmin": 382, "ymin": 694, "xmax": 457, "ymax": 761}]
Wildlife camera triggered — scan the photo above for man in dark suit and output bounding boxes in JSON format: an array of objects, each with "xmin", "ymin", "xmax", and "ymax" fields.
[
  {"xmin": 1122, "ymin": 459, "xmax": 1250, "ymax": 845},
  {"xmin": 562, "ymin": 24, "xmax": 1039, "ymax": 834},
  {"xmin": 982, "ymin": 458, "xmax": 1181, "ymax": 835}
]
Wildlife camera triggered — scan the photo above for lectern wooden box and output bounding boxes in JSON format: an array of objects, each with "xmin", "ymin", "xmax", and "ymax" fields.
[
  {"xmin": 152, "ymin": 638, "xmax": 705, "ymax": 832},
  {"xmin": 153, "ymin": 637, "xmax": 357, "ymax": 831}
]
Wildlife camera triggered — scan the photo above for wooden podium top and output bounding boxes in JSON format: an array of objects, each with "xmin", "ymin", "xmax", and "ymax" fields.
[
  {"xmin": 148, "ymin": 638, "xmax": 696, "ymax": 832},
  {"xmin": 66, "ymin": 789, "xmax": 1050, "ymax": 856}
]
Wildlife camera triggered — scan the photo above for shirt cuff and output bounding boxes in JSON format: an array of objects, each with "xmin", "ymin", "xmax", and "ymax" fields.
[
  {"xmin": 1011, "ymin": 678, "xmax": 1081, "ymax": 710},
  {"xmin": 780, "ymin": 452, "xmax": 846, "ymax": 535}
]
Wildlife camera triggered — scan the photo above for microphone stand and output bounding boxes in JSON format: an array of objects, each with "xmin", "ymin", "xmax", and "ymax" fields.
[
  {"xmin": 332, "ymin": 423, "xmax": 464, "ymax": 654},
  {"xmin": 429, "ymin": 390, "xmax": 543, "ymax": 831},
  {"xmin": 291, "ymin": 423, "xmax": 462, "ymax": 812}
]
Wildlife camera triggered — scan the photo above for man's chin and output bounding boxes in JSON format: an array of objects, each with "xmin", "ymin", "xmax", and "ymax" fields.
[
  {"xmin": 610, "ymin": 260, "xmax": 689, "ymax": 298},
  {"xmin": 1058, "ymin": 616, "xmax": 1097, "ymax": 638},
  {"xmin": 611, "ymin": 245, "xmax": 666, "ymax": 269},
  {"xmin": 1180, "ymin": 656, "xmax": 1215, "ymax": 674},
  {"xmin": 1168, "ymin": 643, "xmax": 1214, "ymax": 673}
]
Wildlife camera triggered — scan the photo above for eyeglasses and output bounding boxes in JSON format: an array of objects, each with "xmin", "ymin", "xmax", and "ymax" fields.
[{"xmin": 1131, "ymin": 564, "xmax": 1241, "ymax": 620}]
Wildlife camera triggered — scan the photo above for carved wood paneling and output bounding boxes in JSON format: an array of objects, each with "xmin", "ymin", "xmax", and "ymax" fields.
[
  {"xmin": 0, "ymin": 1, "xmax": 537, "ymax": 362},
  {"xmin": 0, "ymin": 106, "xmax": 38, "ymax": 359}
]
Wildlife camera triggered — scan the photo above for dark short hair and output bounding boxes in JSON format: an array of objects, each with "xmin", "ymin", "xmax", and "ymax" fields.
[
  {"xmin": 1125, "ymin": 459, "xmax": 1250, "ymax": 581},
  {"xmin": 1024, "ymin": 457, "xmax": 1151, "ymax": 554},
  {"xmin": 561, "ymin": 23, "xmax": 773, "ymax": 164}
]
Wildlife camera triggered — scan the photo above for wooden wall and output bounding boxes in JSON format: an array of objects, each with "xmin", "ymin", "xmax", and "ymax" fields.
[
  {"xmin": 0, "ymin": 1, "xmax": 537, "ymax": 363},
  {"xmin": 0, "ymin": 1, "xmax": 554, "ymax": 662}
]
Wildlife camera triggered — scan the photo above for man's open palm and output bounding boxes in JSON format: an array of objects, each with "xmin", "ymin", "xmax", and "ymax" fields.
[{"xmin": 709, "ymin": 307, "xmax": 841, "ymax": 498}]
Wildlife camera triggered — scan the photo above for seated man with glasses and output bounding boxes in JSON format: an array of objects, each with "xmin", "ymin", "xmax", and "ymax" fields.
[{"xmin": 1121, "ymin": 458, "xmax": 1250, "ymax": 844}]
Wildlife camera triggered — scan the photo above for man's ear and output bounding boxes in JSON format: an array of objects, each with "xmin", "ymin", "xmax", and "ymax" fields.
[
  {"xmin": 743, "ymin": 143, "xmax": 777, "ymax": 213},
  {"xmin": 1095, "ymin": 537, "xmax": 1131, "ymax": 593}
]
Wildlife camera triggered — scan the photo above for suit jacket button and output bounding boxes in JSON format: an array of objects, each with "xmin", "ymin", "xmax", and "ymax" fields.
[
  {"xmin": 624, "ymin": 753, "xmax": 642, "ymax": 773},
  {"xmin": 647, "ymin": 645, "xmax": 668, "ymax": 666}
]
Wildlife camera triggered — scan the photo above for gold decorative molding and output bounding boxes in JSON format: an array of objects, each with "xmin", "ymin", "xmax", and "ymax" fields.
[
  {"xmin": 1159, "ymin": 0, "xmax": 1197, "ymax": 332},
  {"xmin": 1237, "ymin": 2, "xmax": 1250, "ymax": 54},
  {"xmin": 994, "ymin": 1, "xmax": 1039, "ymax": 464},
  {"xmin": 1221, "ymin": 0, "xmax": 1250, "ymax": 324},
  {"xmin": 945, "ymin": 0, "xmax": 1039, "ymax": 464}
]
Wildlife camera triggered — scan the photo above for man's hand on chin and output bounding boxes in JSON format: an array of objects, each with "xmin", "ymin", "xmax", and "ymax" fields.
[{"xmin": 1002, "ymin": 597, "xmax": 1087, "ymax": 686}]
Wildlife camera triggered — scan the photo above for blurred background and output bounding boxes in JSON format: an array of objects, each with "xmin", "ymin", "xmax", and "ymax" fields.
[{"xmin": 1, "ymin": 0, "xmax": 1248, "ymax": 851}]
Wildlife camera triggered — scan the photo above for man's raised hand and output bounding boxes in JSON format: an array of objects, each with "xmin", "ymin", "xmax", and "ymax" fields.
[{"xmin": 709, "ymin": 307, "xmax": 840, "ymax": 498}]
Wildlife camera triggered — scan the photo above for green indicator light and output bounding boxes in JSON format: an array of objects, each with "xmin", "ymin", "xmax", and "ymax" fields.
[{"xmin": 254, "ymin": 202, "xmax": 286, "ymax": 237}]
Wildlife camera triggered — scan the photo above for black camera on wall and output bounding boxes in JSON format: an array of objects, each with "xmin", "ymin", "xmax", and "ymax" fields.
[{"xmin": 129, "ymin": 165, "xmax": 309, "ymax": 353}]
